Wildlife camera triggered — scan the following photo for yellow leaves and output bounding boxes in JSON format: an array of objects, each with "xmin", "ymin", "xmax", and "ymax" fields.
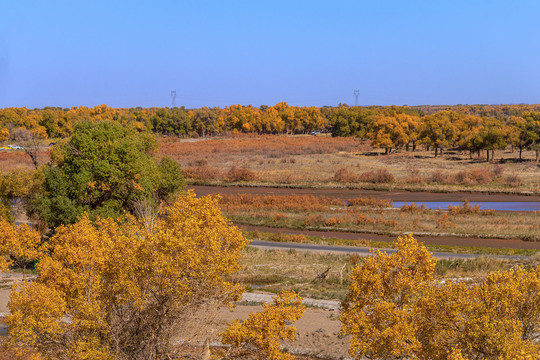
[
  {"xmin": 6, "ymin": 193, "xmax": 249, "ymax": 359},
  {"xmin": 0, "ymin": 127, "xmax": 9, "ymax": 142},
  {"xmin": 0, "ymin": 219, "xmax": 42, "ymax": 270},
  {"xmin": 341, "ymin": 234, "xmax": 433, "ymax": 359},
  {"xmin": 221, "ymin": 290, "xmax": 305, "ymax": 360},
  {"xmin": 341, "ymin": 234, "xmax": 540, "ymax": 360},
  {"xmin": 7, "ymin": 282, "xmax": 67, "ymax": 346}
]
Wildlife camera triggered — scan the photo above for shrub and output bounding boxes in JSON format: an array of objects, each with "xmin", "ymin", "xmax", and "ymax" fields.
[
  {"xmin": 504, "ymin": 174, "xmax": 523, "ymax": 186},
  {"xmin": 455, "ymin": 168, "xmax": 494, "ymax": 185},
  {"xmin": 334, "ymin": 167, "xmax": 358, "ymax": 183},
  {"xmin": 400, "ymin": 203, "xmax": 426, "ymax": 213},
  {"xmin": 334, "ymin": 168, "xmax": 395, "ymax": 184},
  {"xmin": 6, "ymin": 194, "xmax": 248, "ymax": 359},
  {"xmin": 348, "ymin": 196, "xmax": 392, "ymax": 208},
  {"xmin": 428, "ymin": 171, "xmax": 452, "ymax": 184},
  {"xmin": 272, "ymin": 212, "xmax": 286, "ymax": 222},
  {"xmin": 224, "ymin": 166, "xmax": 257, "ymax": 182},
  {"xmin": 359, "ymin": 169, "xmax": 395, "ymax": 184},
  {"xmin": 183, "ymin": 165, "xmax": 221, "ymax": 181},
  {"xmin": 325, "ymin": 216, "xmax": 346, "ymax": 226},
  {"xmin": 428, "ymin": 168, "xmax": 495, "ymax": 185},
  {"xmin": 303, "ymin": 214, "xmax": 324, "ymax": 227},
  {"xmin": 355, "ymin": 214, "xmax": 374, "ymax": 225}
]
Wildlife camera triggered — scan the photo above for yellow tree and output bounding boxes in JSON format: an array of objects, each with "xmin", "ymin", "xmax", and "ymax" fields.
[
  {"xmin": 0, "ymin": 219, "xmax": 42, "ymax": 271},
  {"xmin": 221, "ymin": 290, "xmax": 305, "ymax": 360},
  {"xmin": 341, "ymin": 234, "xmax": 540, "ymax": 360},
  {"xmin": 367, "ymin": 114, "xmax": 418, "ymax": 154},
  {"xmin": 419, "ymin": 111, "xmax": 463, "ymax": 156},
  {"xmin": 340, "ymin": 234, "xmax": 436, "ymax": 359},
  {"xmin": 6, "ymin": 192, "xmax": 248, "ymax": 360}
]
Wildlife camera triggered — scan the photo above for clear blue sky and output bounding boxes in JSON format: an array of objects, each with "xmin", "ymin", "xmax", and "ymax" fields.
[{"xmin": 0, "ymin": 0, "xmax": 539, "ymax": 108}]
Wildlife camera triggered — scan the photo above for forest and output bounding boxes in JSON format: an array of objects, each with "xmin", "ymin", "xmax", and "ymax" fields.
[{"xmin": 1, "ymin": 103, "xmax": 540, "ymax": 161}]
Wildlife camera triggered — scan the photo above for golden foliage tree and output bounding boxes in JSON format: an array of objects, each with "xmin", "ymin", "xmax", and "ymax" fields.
[
  {"xmin": 341, "ymin": 234, "xmax": 540, "ymax": 360},
  {"xmin": 6, "ymin": 192, "xmax": 248, "ymax": 360},
  {"xmin": 340, "ymin": 234, "xmax": 436, "ymax": 359},
  {"xmin": 0, "ymin": 219, "xmax": 42, "ymax": 271},
  {"xmin": 221, "ymin": 290, "xmax": 305, "ymax": 360}
]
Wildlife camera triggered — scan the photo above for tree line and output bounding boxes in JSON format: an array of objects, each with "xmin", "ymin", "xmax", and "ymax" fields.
[{"xmin": 2, "ymin": 103, "xmax": 540, "ymax": 160}]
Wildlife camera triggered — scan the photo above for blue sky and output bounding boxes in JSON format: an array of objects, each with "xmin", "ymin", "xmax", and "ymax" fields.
[{"xmin": 0, "ymin": 0, "xmax": 539, "ymax": 108}]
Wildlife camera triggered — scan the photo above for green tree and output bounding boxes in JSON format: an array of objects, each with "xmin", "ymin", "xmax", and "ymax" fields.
[
  {"xmin": 477, "ymin": 118, "xmax": 507, "ymax": 162},
  {"xmin": 32, "ymin": 121, "xmax": 185, "ymax": 229},
  {"xmin": 521, "ymin": 112, "xmax": 540, "ymax": 161}
]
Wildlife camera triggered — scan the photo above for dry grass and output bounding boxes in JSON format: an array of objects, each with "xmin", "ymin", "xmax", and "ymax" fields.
[
  {"xmin": 236, "ymin": 246, "xmax": 539, "ymax": 300},
  {"xmin": 159, "ymin": 134, "xmax": 365, "ymax": 159},
  {"xmin": 0, "ymin": 150, "xmax": 49, "ymax": 171},
  {"xmin": 219, "ymin": 193, "xmax": 389, "ymax": 212},
  {"xmin": 158, "ymin": 134, "xmax": 540, "ymax": 193},
  {"xmin": 3, "ymin": 135, "xmax": 539, "ymax": 193},
  {"xmin": 222, "ymin": 194, "xmax": 540, "ymax": 241}
]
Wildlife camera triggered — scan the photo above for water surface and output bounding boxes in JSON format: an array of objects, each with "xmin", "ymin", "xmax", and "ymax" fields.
[{"xmin": 392, "ymin": 201, "xmax": 540, "ymax": 212}]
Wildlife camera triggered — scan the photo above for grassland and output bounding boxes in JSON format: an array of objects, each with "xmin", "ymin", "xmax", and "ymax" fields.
[
  {"xmin": 235, "ymin": 247, "xmax": 540, "ymax": 301},
  {"xmin": 3, "ymin": 134, "xmax": 540, "ymax": 194},
  {"xmin": 216, "ymin": 193, "xmax": 540, "ymax": 242},
  {"xmin": 159, "ymin": 134, "xmax": 540, "ymax": 194}
]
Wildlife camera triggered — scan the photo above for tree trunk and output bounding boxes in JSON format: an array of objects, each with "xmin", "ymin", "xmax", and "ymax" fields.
[
  {"xmin": 519, "ymin": 146, "xmax": 523, "ymax": 160},
  {"xmin": 486, "ymin": 150, "xmax": 490, "ymax": 162},
  {"xmin": 434, "ymin": 147, "xmax": 438, "ymax": 157}
]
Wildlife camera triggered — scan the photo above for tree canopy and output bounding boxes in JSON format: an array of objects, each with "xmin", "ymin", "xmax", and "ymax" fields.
[
  {"xmin": 32, "ymin": 121, "xmax": 185, "ymax": 229},
  {"xmin": 340, "ymin": 234, "xmax": 540, "ymax": 360},
  {"xmin": 6, "ymin": 193, "xmax": 249, "ymax": 360}
]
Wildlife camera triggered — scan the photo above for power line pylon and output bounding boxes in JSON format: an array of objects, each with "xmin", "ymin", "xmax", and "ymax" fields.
[{"xmin": 171, "ymin": 90, "xmax": 176, "ymax": 108}]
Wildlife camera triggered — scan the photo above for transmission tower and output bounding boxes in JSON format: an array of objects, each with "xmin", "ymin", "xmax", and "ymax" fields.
[
  {"xmin": 354, "ymin": 89, "xmax": 359, "ymax": 107},
  {"xmin": 171, "ymin": 90, "xmax": 177, "ymax": 108}
]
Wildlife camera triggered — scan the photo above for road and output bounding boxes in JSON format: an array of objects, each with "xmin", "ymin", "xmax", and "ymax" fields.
[{"xmin": 248, "ymin": 239, "xmax": 524, "ymax": 260}]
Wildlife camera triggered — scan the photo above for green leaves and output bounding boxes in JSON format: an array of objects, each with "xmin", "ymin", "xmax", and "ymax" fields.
[{"xmin": 33, "ymin": 121, "xmax": 184, "ymax": 229}]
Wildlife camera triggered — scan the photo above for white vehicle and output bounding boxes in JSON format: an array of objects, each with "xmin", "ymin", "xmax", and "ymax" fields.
[{"xmin": 7, "ymin": 145, "xmax": 23, "ymax": 150}]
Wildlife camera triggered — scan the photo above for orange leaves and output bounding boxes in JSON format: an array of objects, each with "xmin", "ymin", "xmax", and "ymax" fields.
[{"xmin": 367, "ymin": 113, "xmax": 419, "ymax": 152}]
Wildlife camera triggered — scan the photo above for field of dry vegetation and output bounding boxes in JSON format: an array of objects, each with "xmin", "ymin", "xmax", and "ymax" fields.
[
  {"xmin": 2, "ymin": 134, "xmax": 539, "ymax": 194},
  {"xmin": 236, "ymin": 247, "xmax": 540, "ymax": 301},
  {"xmin": 158, "ymin": 134, "xmax": 540, "ymax": 194},
  {"xmin": 218, "ymin": 193, "xmax": 540, "ymax": 241}
]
